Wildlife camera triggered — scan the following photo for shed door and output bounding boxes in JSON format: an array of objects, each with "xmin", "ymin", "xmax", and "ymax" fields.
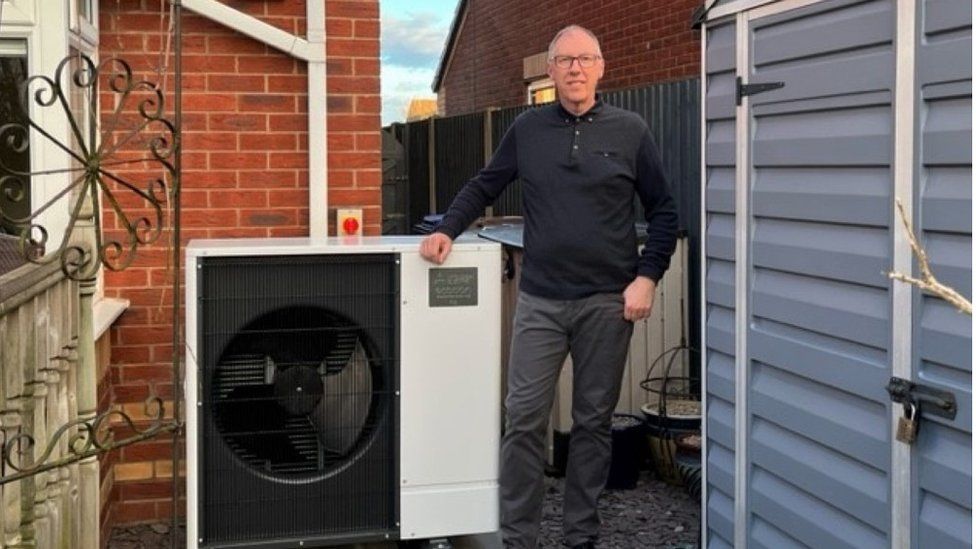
[
  {"xmin": 704, "ymin": 0, "xmax": 971, "ymax": 547},
  {"xmin": 744, "ymin": 1, "xmax": 895, "ymax": 547},
  {"xmin": 911, "ymin": 1, "xmax": 972, "ymax": 547}
]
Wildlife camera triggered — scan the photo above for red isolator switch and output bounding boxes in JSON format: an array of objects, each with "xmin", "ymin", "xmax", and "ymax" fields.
[{"xmin": 336, "ymin": 208, "xmax": 363, "ymax": 236}]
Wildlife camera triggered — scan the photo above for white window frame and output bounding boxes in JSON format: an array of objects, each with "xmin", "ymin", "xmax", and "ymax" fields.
[{"xmin": 70, "ymin": 0, "xmax": 99, "ymax": 51}]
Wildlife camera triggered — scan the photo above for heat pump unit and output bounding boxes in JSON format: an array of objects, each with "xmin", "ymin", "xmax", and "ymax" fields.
[{"xmin": 185, "ymin": 236, "xmax": 502, "ymax": 548}]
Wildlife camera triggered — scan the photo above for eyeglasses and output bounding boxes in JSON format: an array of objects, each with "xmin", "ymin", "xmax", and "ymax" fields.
[{"xmin": 549, "ymin": 54, "xmax": 602, "ymax": 69}]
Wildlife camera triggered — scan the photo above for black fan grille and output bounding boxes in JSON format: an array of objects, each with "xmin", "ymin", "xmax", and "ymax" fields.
[{"xmin": 198, "ymin": 253, "xmax": 399, "ymax": 547}]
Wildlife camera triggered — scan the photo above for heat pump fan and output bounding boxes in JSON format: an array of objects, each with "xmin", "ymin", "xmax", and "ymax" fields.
[
  {"xmin": 187, "ymin": 237, "xmax": 501, "ymax": 548},
  {"xmin": 212, "ymin": 306, "xmax": 378, "ymax": 479}
]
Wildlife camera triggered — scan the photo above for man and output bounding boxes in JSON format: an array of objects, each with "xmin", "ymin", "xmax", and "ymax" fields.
[{"xmin": 420, "ymin": 25, "xmax": 678, "ymax": 549}]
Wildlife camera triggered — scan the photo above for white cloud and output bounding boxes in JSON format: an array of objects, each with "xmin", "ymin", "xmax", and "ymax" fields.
[
  {"xmin": 381, "ymin": 12, "xmax": 450, "ymax": 69},
  {"xmin": 381, "ymin": 64, "xmax": 437, "ymax": 125}
]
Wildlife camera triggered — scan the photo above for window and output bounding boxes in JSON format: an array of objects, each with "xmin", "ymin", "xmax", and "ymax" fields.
[
  {"xmin": 0, "ymin": 40, "xmax": 30, "ymax": 235},
  {"xmin": 71, "ymin": 0, "xmax": 98, "ymax": 49},
  {"xmin": 527, "ymin": 78, "xmax": 556, "ymax": 106}
]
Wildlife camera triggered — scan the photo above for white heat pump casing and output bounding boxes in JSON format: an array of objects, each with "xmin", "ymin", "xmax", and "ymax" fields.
[{"xmin": 185, "ymin": 235, "xmax": 502, "ymax": 547}]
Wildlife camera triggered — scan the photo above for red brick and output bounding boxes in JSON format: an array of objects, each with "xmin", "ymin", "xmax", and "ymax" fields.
[
  {"xmin": 328, "ymin": 170, "xmax": 355, "ymax": 186},
  {"xmin": 355, "ymin": 133, "xmax": 381, "ymax": 150},
  {"xmin": 120, "ymin": 365, "xmax": 173, "ymax": 383},
  {"xmin": 268, "ymin": 189, "xmax": 306, "ymax": 206},
  {"xmin": 182, "ymin": 93, "xmax": 238, "ymax": 112},
  {"xmin": 208, "ymin": 113, "xmax": 267, "ymax": 132},
  {"xmin": 112, "ymin": 345, "xmax": 152, "ymax": 365},
  {"xmin": 210, "ymin": 152, "xmax": 268, "ymax": 170},
  {"xmin": 119, "ymin": 480, "xmax": 173, "ymax": 501},
  {"xmin": 182, "ymin": 209, "xmax": 239, "ymax": 227},
  {"xmin": 327, "ymin": 58, "xmax": 354, "ymax": 76},
  {"xmin": 326, "ymin": 18, "xmax": 353, "ymax": 37},
  {"xmin": 269, "ymin": 152, "xmax": 307, "ymax": 169},
  {"xmin": 327, "ymin": 114, "xmax": 379, "ymax": 132},
  {"xmin": 326, "ymin": 38, "xmax": 379, "ymax": 58},
  {"xmin": 113, "ymin": 384, "xmax": 150, "ymax": 403},
  {"xmin": 238, "ymin": 94, "xmax": 296, "ymax": 113},
  {"xmin": 326, "ymin": 1, "xmax": 379, "ymax": 19},
  {"xmin": 118, "ymin": 443, "xmax": 168, "ymax": 466},
  {"xmin": 327, "ymin": 96, "xmax": 353, "ymax": 112},
  {"xmin": 240, "ymin": 133, "xmax": 297, "ymax": 151},
  {"xmin": 329, "ymin": 134, "xmax": 355, "ymax": 151},
  {"xmin": 328, "ymin": 76, "xmax": 379, "ymax": 94},
  {"xmin": 354, "ymin": 20, "xmax": 379, "ymax": 39},
  {"xmin": 330, "ymin": 189, "xmax": 379, "ymax": 206},
  {"xmin": 242, "ymin": 209, "xmax": 299, "ymax": 227},
  {"xmin": 355, "ymin": 169, "xmax": 381, "ymax": 186},
  {"xmin": 238, "ymin": 171, "xmax": 298, "ymax": 188},
  {"xmin": 208, "ymin": 35, "xmax": 267, "ymax": 55},
  {"xmin": 269, "ymin": 114, "xmax": 306, "ymax": 131},
  {"xmin": 183, "ymin": 132, "xmax": 237, "ymax": 151},
  {"xmin": 182, "ymin": 54, "xmax": 237, "ymax": 73},
  {"xmin": 267, "ymin": 75, "xmax": 307, "ymax": 93},
  {"xmin": 353, "ymin": 58, "xmax": 379, "ymax": 76},
  {"xmin": 329, "ymin": 152, "xmax": 379, "ymax": 170},
  {"xmin": 267, "ymin": 0, "xmax": 305, "ymax": 16},
  {"xmin": 104, "ymin": 268, "xmax": 149, "ymax": 288},
  {"xmin": 117, "ymin": 326, "xmax": 173, "ymax": 346},
  {"xmin": 220, "ymin": 190, "xmax": 269, "ymax": 208},
  {"xmin": 184, "ymin": 170, "xmax": 237, "ymax": 189},
  {"xmin": 207, "ymin": 74, "xmax": 266, "ymax": 93},
  {"xmin": 238, "ymin": 55, "xmax": 298, "ymax": 74}
]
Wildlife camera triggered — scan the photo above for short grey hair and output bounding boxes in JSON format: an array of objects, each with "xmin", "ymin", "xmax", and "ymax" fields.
[{"xmin": 547, "ymin": 25, "xmax": 603, "ymax": 60}]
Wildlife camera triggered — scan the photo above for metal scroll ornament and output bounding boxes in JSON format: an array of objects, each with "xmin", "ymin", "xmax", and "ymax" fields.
[
  {"xmin": 0, "ymin": 53, "xmax": 175, "ymax": 280},
  {"xmin": 0, "ymin": 395, "xmax": 176, "ymax": 485}
]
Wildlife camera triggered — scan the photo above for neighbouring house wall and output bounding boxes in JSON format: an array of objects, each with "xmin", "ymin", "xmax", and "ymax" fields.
[
  {"xmin": 438, "ymin": 0, "xmax": 701, "ymax": 116},
  {"xmin": 97, "ymin": 0, "xmax": 381, "ymax": 529}
]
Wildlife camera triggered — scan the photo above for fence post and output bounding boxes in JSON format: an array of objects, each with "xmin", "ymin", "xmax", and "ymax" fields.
[
  {"xmin": 73, "ymin": 189, "xmax": 99, "ymax": 549},
  {"xmin": 428, "ymin": 117, "xmax": 437, "ymax": 215},
  {"xmin": 483, "ymin": 108, "xmax": 494, "ymax": 219}
]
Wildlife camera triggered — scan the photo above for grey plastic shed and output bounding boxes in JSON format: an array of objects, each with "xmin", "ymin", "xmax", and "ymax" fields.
[{"xmin": 696, "ymin": 0, "xmax": 972, "ymax": 547}]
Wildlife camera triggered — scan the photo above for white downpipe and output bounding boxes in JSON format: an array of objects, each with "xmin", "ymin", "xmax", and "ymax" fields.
[
  {"xmin": 181, "ymin": 0, "xmax": 330, "ymax": 236},
  {"xmin": 307, "ymin": 0, "xmax": 328, "ymax": 236}
]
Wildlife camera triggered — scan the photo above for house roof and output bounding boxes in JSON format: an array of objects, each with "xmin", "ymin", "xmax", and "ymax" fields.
[{"xmin": 431, "ymin": 0, "xmax": 468, "ymax": 93}]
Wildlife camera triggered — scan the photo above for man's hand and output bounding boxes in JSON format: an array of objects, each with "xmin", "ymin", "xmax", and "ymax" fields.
[
  {"xmin": 622, "ymin": 276, "xmax": 656, "ymax": 322},
  {"xmin": 420, "ymin": 232, "xmax": 453, "ymax": 264}
]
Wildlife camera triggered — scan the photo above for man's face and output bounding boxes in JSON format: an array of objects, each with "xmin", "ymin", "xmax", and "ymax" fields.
[{"xmin": 546, "ymin": 30, "xmax": 604, "ymax": 107}]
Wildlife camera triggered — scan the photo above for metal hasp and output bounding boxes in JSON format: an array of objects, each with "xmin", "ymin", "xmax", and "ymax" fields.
[
  {"xmin": 735, "ymin": 76, "xmax": 785, "ymax": 105},
  {"xmin": 886, "ymin": 376, "xmax": 958, "ymax": 420}
]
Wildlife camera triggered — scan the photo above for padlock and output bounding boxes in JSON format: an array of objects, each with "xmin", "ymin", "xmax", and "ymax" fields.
[{"xmin": 896, "ymin": 400, "xmax": 919, "ymax": 445}]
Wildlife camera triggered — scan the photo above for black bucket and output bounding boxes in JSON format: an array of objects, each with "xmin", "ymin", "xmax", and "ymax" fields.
[{"xmin": 606, "ymin": 414, "xmax": 645, "ymax": 490}]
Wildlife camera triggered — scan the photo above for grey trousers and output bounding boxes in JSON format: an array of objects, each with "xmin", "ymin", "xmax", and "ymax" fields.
[{"xmin": 500, "ymin": 291, "xmax": 634, "ymax": 548}]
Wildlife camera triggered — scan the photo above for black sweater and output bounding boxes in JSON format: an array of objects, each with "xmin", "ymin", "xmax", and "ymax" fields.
[{"xmin": 435, "ymin": 99, "xmax": 679, "ymax": 300}]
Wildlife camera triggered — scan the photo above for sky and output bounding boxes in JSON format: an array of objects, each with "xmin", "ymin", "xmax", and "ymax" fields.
[{"xmin": 380, "ymin": 0, "xmax": 460, "ymax": 125}]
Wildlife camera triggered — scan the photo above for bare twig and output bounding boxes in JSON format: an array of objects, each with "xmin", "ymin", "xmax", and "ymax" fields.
[{"xmin": 888, "ymin": 199, "xmax": 972, "ymax": 315}]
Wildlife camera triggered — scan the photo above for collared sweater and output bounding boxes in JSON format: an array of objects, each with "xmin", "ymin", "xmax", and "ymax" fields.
[{"xmin": 435, "ymin": 99, "xmax": 679, "ymax": 300}]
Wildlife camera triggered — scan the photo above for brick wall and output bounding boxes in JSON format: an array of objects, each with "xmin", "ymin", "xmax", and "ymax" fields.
[
  {"xmin": 439, "ymin": 0, "xmax": 701, "ymax": 115},
  {"xmin": 97, "ymin": 0, "xmax": 380, "ymax": 530}
]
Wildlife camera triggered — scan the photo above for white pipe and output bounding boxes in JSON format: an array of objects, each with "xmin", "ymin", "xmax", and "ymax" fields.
[
  {"xmin": 182, "ymin": 0, "xmax": 311, "ymax": 60},
  {"xmin": 307, "ymin": 0, "xmax": 328, "ymax": 236}
]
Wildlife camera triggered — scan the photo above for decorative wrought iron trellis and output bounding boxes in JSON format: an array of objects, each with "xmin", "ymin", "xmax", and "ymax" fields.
[
  {"xmin": 0, "ymin": 54, "xmax": 174, "ymax": 280},
  {"xmin": 0, "ymin": 1, "xmax": 184, "ymax": 499}
]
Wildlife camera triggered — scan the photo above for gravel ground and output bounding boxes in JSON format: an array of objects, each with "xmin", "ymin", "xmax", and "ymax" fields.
[{"xmin": 109, "ymin": 471, "xmax": 699, "ymax": 549}]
